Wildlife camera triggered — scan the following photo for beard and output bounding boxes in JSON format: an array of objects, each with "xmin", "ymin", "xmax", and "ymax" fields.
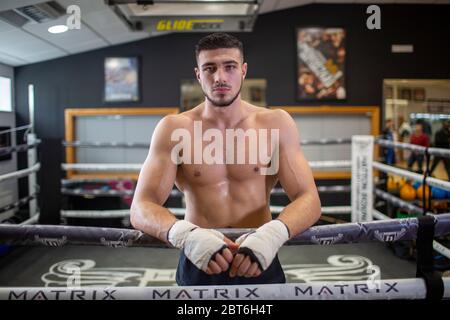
[{"xmin": 203, "ymin": 80, "xmax": 243, "ymax": 108}]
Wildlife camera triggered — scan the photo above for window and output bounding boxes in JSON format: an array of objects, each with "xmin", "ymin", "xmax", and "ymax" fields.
[{"xmin": 0, "ymin": 76, "xmax": 12, "ymax": 112}]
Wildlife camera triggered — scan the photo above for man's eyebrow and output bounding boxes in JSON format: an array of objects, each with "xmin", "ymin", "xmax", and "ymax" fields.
[
  {"xmin": 201, "ymin": 60, "xmax": 239, "ymax": 68},
  {"xmin": 223, "ymin": 60, "xmax": 238, "ymax": 65},
  {"xmin": 201, "ymin": 62, "xmax": 216, "ymax": 68}
]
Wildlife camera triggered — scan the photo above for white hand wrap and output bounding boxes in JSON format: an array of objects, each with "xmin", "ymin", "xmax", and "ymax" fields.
[
  {"xmin": 168, "ymin": 220, "xmax": 227, "ymax": 271},
  {"xmin": 235, "ymin": 219, "xmax": 289, "ymax": 271}
]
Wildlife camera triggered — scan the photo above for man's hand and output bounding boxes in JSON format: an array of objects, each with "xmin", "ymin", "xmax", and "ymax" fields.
[
  {"xmin": 168, "ymin": 220, "xmax": 238, "ymax": 273},
  {"xmin": 205, "ymin": 237, "xmax": 239, "ymax": 275},
  {"xmin": 229, "ymin": 219, "xmax": 290, "ymax": 278},
  {"xmin": 229, "ymin": 253, "xmax": 262, "ymax": 278}
]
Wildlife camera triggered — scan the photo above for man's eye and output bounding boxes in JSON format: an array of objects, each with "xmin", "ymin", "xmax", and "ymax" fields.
[
  {"xmin": 204, "ymin": 67, "xmax": 214, "ymax": 72},
  {"xmin": 226, "ymin": 65, "xmax": 236, "ymax": 70}
]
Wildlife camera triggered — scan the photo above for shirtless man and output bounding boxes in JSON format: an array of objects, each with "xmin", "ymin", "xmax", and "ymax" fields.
[{"xmin": 130, "ymin": 33, "xmax": 321, "ymax": 286}]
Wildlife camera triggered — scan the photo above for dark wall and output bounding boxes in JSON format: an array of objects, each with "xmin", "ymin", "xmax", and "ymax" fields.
[{"xmin": 14, "ymin": 4, "xmax": 450, "ymax": 222}]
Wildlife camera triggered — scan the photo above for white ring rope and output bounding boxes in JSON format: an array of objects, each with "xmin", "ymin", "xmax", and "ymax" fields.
[
  {"xmin": 61, "ymin": 163, "xmax": 141, "ymax": 172},
  {"xmin": 63, "ymin": 137, "xmax": 352, "ymax": 149},
  {"xmin": 308, "ymin": 160, "xmax": 351, "ymax": 169},
  {"xmin": 373, "ymin": 161, "xmax": 450, "ymax": 191},
  {"xmin": 0, "ymin": 163, "xmax": 40, "ymax": 183},
  {"xmin": 0, "ymin": 278, "xmax": 448, "ymax": 300},
  {"xmin": 376, "ymin": 139, "xmax": 426, "ymax": 153},
  {"xmin": 62, "ymin": 160, "xmax": 351, "ymax": 172},
  {"xmin": 0, "ymin": 124, "xmax": 32, "ymax": 136},
  {"xmin": 60, "ymin": 185, "xmax": 351, "ymax": 198},
  {"xmin": 19, "ymin": 214, "xmax": 39, "ymax": 225},
  {"xmin": 61, "ymin": 206, "xmax": 352, "ymax": 219},
  {"xmin": 376, "ymin": 138, "xmax": 450, "ymax": 158}
]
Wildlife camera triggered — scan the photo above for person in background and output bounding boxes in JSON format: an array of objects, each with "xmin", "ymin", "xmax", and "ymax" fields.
[
  {"xmin": 430, "ymin": 120, "xmax": 450, "ymax": 180},
  {"xmin": 381, "ymin": 118, "xmax": 396, "ymax": 165},
  {"xmin": 397, "ymin": 116, "xmax": 411, "ymax": 162},
  {"xmin": 407, "ymin": 122, "xmax": 429, "ymax": 174}
]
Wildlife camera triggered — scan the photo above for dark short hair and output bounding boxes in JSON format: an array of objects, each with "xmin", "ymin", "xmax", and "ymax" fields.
[{"xmin": 195, "ymin": 33, "xmax": 244, "ymax": 62}]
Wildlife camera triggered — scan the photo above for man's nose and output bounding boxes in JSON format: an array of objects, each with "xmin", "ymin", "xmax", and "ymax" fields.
[{"xmin": 214, "ymin": 68, "xmax": 226, "ymax": 84}]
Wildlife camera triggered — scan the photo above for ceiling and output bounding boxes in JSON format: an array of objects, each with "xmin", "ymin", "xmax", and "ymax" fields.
[{"xmin": 0, "ymin": 0, "xmax": 449, "ymax": 67}]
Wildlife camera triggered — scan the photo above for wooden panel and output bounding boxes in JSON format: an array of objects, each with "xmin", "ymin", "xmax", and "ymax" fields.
[
  {"xmin": 65, "ymin": 106, "xmax": 379, "ymax": 181},
  {"xmin": 271, "ymin": 106, "xmax": 379, "ymax": 180},
  {"xmin": 64, "ymin": 107, "xmax": 178, "ymax": 179}
]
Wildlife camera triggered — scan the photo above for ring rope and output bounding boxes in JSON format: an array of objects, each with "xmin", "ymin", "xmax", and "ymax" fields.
[
  {"xmin": 373, "ymin": 161, "xmax": 450, "ymax": 191},
  {"xmin": 0, "ymin": 278, "xmax": 448, "ymax": 300},
  {"xmin": 372, "ymin": 209, "xmax": 450, "ymax": 259},
  {"xmin": 62, "ymin": 137, "xmax": 352, "ymax": 149},
  {"xmin": 1, "ymin": 214, "xmax": 449, "ymax": 247},
  {"xmin": 0, "ymin": 124, "xmax": 32, "ymax": 136},
  {"xmin": 60, "ymin": 185, "xmax": 351, "ymax": 198},
  {"xmin": 60, "ymin": 205, "xmax": 352, "ymax": 219},
  {"xmin": 61, "ymin": 160, "xmax": 351, "ymax": 172},
  {"xmin": 376, "ymin": 138, "xmax": 450, "ymax": 158},
  {"xmin": 0, "ymin": 195, "xmax": 36, "ymax": 216},
  {"xmin": 0, "ymin": 163, "xmax": 40, "ymax": 183},
  {"xmin": 19, "ymin": 214, "xmax": 39, "ymax": 225},
  {"xmin": 0, "ymin": 140, "xmax": 40, "ymax": 157},
  {"xmin": 374, "ymin": 188, "xmax": 423, "ymax": 215}
]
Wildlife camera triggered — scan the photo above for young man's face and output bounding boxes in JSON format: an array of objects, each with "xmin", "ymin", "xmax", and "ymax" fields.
[
  {"xmin": 415, "ymin": 124, "xmax": 423, "ymax": 134},
  {"xmin": 195, "ymin": 48, "xmax": 247, "ymax": 107}
]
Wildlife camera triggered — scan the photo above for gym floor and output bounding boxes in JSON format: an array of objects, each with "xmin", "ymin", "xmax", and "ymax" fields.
[{"xmin": 0, "ymin": 243, "xmax": 417, "ymax": 287}]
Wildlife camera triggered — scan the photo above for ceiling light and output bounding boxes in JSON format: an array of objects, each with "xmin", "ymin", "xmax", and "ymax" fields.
[{"xmin": 48, "ymin": 25, "xmax": 68, "ymax": 34}]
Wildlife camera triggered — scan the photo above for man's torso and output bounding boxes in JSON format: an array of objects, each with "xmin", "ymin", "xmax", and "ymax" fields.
[{"xmin": 171, "ymin": 103, "xmax": 281, "ymax": 228}]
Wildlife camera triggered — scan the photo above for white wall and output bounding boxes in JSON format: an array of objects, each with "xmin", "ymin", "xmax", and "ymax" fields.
[{"xmin": 0, "ymin": 62, "xmax": 18, "ymax": 222}]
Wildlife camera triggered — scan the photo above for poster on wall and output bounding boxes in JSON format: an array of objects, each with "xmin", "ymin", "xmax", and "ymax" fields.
[
  {"xmin": 104, "ymin": 57, "xmax": 139, "ymax": 102},
  {"xmin": 296, "ymin": 27, "xmax": 346, "ymax": 101}
]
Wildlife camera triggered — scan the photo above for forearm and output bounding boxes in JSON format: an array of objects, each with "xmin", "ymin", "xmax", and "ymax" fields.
[
  {"xmin": 130, "ymin": 200, "xmax": 178, "ymax": 243},
  {"xmin": 276, "ymin": 191, "xmax": 321, "ymax": 239}
]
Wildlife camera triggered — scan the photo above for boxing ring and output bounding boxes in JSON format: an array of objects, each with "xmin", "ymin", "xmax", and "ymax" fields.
[
  {"xmin": 0, "ymin": 214, "xmax": 449, "ymax": 299},
  {"xmin": 1, "ymin": 127, "xmax": 450, "ymax": 300}
]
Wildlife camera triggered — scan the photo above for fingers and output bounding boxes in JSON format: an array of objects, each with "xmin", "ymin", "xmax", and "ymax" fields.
[
  {"xmin": 207, "ymin": 259, "xmax": 222, "ymax": 274},
  {"xmin": 222, "ymin": 248, "xmax": 234, "ymax": 263},
  {"xmin": 214, "ymin": 252, "xmax": 230, "ymax": 272},
  {"xmin": 230, "ymin": 254, "xmax": 262, "ymax": 278},
  {"xmin": 205, "ymin": 250, "xmax": 232, "ymax": 275},
  {"xmin": 229, "ymin": 253, "xmax": 245, "ymax": 277},
  {"xmin": 223, "ymin": 237, "xmax": 239, "ymax": 253},
  {"xmin": 236, "ymin": 256, "xmax": 252, "ymax": 277},
  {"xmin": 245, "ymin": 262, "xmax": 260, "ymax": 278}
]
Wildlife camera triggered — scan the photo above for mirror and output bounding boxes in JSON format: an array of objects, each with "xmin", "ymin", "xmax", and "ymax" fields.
[{"xmin": 383, "ymin": 79, "xmax": 450, "ymax": 179}]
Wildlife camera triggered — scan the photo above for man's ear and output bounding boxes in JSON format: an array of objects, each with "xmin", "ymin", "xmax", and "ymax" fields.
[
  {"xmin": 242, "ymin": 62, "xmax": 248, "ymax": 79},
  {"xmin": 194, "ymin": 67, "xmax": 200, "ymax": 82}
]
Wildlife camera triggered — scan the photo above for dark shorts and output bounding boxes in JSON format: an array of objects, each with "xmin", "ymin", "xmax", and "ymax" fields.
[{"xmin": 176, "ymin": 251, "xmax": 286, "ymax": 286}]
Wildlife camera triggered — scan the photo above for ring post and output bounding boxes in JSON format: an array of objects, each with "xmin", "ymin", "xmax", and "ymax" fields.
[
  {"xmin": 351, "ymin": 135, "xmax": 374, "ymax": 222},
  {"xmin": 27, "ymin": 84, "xmax": 37, "ymax": 218}
]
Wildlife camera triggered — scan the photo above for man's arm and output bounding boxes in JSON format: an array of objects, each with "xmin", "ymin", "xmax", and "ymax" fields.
[
  {"xmin": 230, "ymin": 109, "xmax": 321, "ymax": 278},
  {"xmin": 130, "ymin": 115, "xmax": 179, "ymax": 242},
  {"xmin": 130, "ymin": 115, "xmax": 235, "ymax": 275},
  {"xmin": 275, "ymin": 109, "xmax": 322, "ymax": 238}
]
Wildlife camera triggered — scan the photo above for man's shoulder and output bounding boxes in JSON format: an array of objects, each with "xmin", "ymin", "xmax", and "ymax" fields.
[
  {"xmin": 254, "ymin": 107, "xmax": 294, "ymax": 127},
  {"xmin": 158, "ymin": 112, "xmax": 194, "ymax": 130}
]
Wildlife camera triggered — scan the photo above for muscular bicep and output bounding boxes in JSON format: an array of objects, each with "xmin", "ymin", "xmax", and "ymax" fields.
[
  {"xmin": 276, "ymin": 111, "xmax": 316, "ymax": 201},
  {"xmin": 133, "ymin": 117, "xmax": 178, "ymax": 205}
]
